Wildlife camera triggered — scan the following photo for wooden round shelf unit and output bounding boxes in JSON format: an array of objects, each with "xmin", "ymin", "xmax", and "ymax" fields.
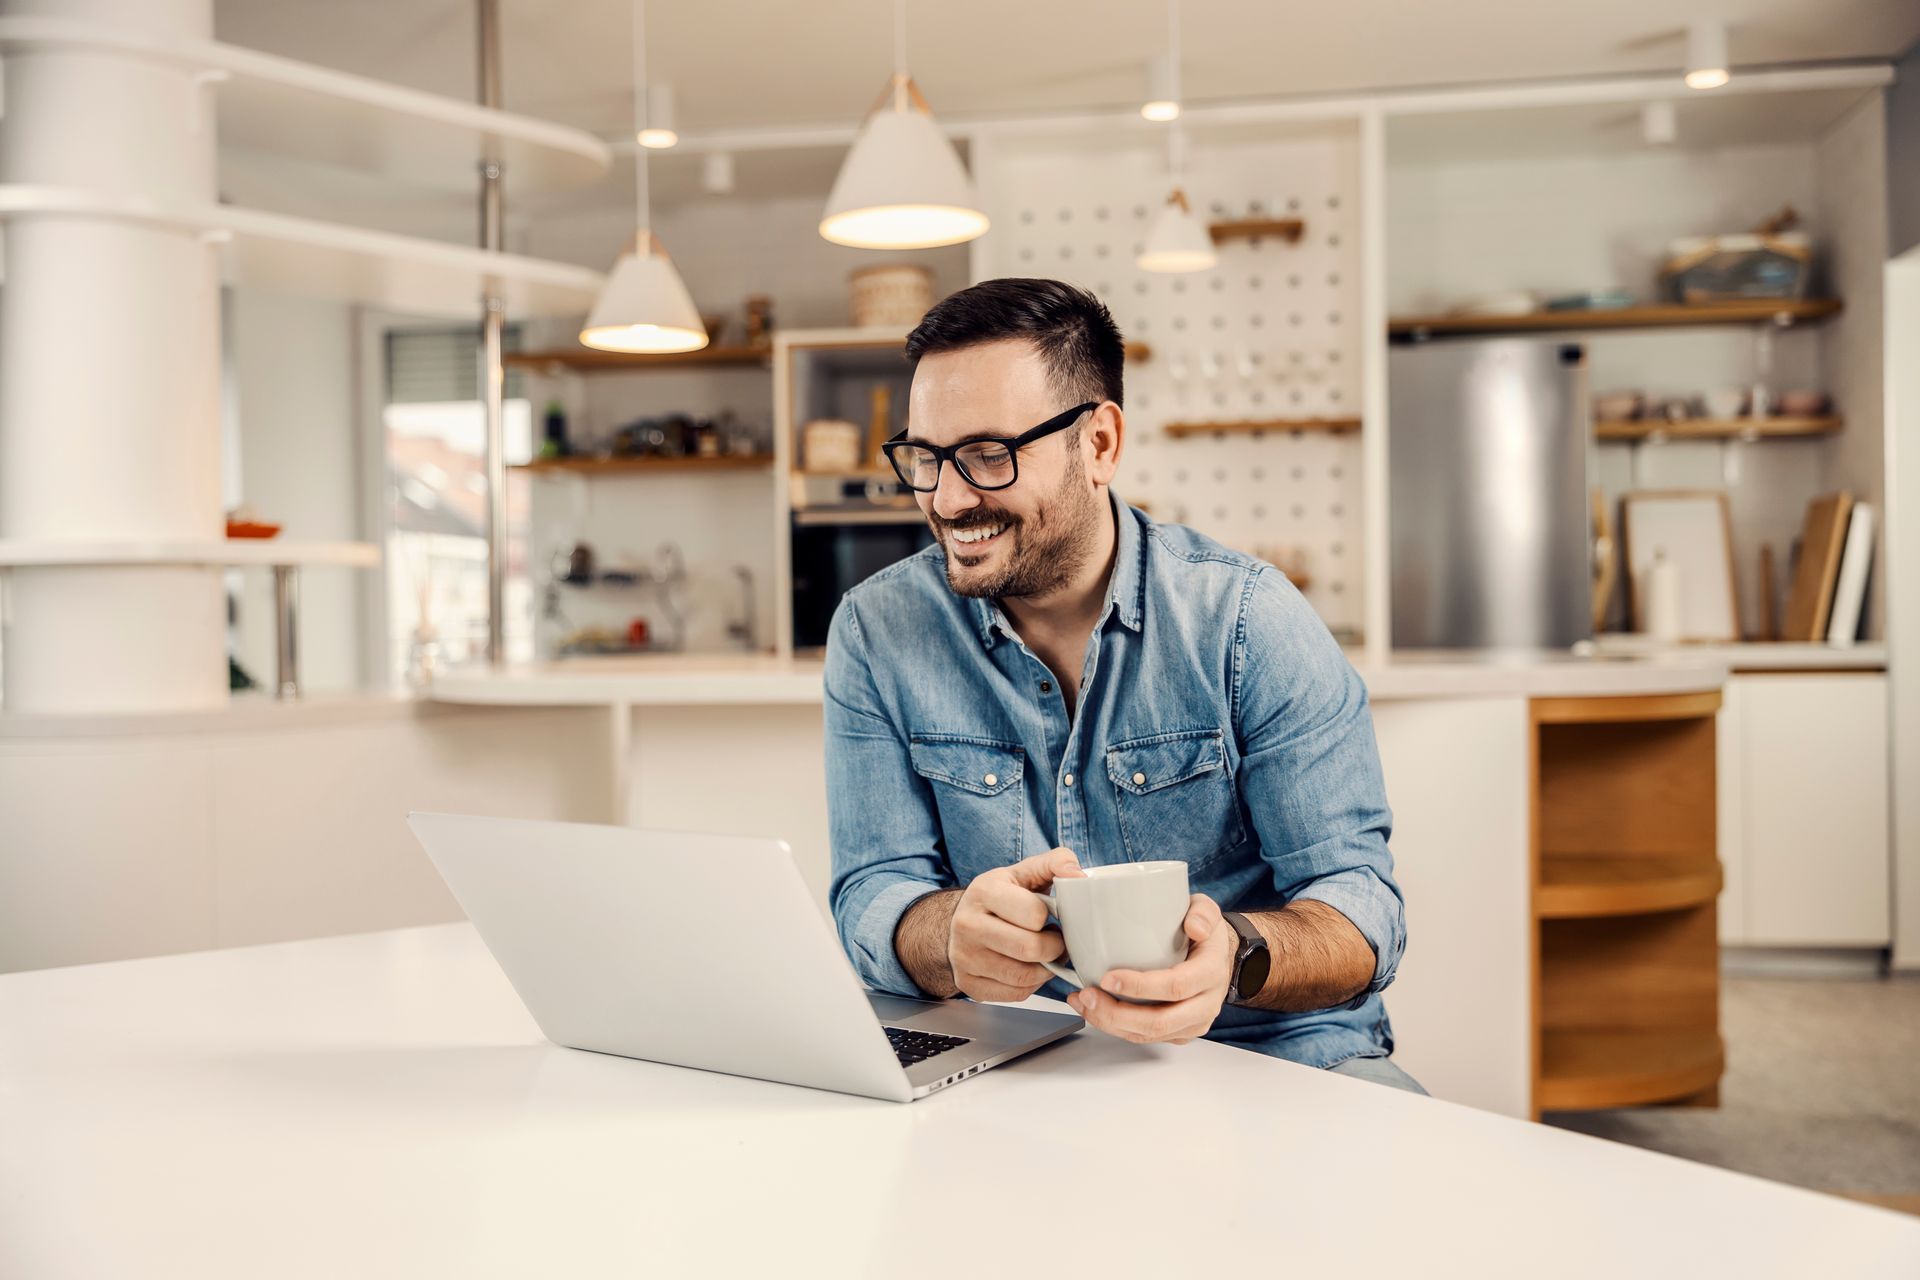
[{"xmin": 1530, "ymin": 689, "xmax": 1725, "ymax": 1118}]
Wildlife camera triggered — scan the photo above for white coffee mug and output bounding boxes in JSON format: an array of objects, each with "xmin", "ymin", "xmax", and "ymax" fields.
[{"xmin": 1040, "ymin": 861, "xmax": 1191, "ymax": 1002}]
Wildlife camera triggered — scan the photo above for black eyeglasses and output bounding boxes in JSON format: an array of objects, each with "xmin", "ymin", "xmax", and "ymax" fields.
[{"xmin": 880, "ymin": 402, "xmax": 1098, "ymax": 493}]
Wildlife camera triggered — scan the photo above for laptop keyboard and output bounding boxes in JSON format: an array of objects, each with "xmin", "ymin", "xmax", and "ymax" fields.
[{"xmin": 884, "ymin": 1025, "xmax": 972, "ymax": 1067}]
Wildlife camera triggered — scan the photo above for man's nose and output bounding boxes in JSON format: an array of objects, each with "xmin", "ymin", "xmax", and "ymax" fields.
[{"xmin": 929, "ymin": 459, "xmax": 983, "ymax": 520}]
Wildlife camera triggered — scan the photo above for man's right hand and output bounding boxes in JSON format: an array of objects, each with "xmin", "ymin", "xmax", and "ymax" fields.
[{"xmin": 947, "ymin": 847, "xmax": 1085, "ymax": 1003}]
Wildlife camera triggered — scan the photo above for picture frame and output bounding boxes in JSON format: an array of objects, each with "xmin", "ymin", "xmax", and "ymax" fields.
[{"xmin": 1619, "ymin": 490, "xmax": 1741, "ymax": 642}]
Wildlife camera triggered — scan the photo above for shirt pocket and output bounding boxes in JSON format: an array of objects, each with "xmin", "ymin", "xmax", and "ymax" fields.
[
  {"xmin": 1105, "ymin": 728, "xmax": 1248, "ymax": 872},
  {"xmin": 908, "ymin": 735, "xmax": 1025, "ymax": 877}
]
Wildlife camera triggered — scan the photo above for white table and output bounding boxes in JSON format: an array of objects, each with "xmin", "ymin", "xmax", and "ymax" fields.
[{"xmin": 3, "ymin": 925, "xmax": 1914, "ymax": 1278}]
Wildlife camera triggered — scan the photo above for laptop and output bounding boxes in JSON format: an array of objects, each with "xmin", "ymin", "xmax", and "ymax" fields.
[{"xmin": 406, "ymin": 812, "xmax": 1084, "ymax": 1103}]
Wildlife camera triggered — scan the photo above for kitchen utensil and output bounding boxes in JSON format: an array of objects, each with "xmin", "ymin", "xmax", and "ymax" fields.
[
  {"xmin": 1758, "ymin": 544, "xmax": 1779, "ymax": 641},
  {"xmin": 865, "ymin": 383, "xmax": 894, "ymax": 470},
  {"xmin": 1590, "ymin": 488, "xmax": 1617, "ymax": 633},
  {"xmin": 1641, "ymin": 549, "xmax": 1683, "ymax": 642}
]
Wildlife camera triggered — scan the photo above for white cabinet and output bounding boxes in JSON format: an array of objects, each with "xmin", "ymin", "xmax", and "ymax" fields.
[{"xmin": 1720, "ymin": 673, "xmax": 1891, "ymax": 947}]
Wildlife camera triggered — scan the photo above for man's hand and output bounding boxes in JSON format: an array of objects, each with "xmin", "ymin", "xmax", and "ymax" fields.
[
  {"xmin": 1066, "ymin": 893, "xmax": 1234, "ymax": 1045},
  {"xmin": 947, "ymin": 847, "xmax": 1085, "ymax": 1003}
]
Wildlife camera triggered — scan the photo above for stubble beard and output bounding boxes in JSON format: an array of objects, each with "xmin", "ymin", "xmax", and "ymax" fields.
[{"xmin": 938, "ymin": 452, "xmax": 1104, "ymax": 602}]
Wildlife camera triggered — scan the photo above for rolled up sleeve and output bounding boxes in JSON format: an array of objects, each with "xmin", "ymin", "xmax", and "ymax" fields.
[
  {"xmin": 824, "ymin": 597, "xmax": 955, "ymax": 997},
  {"xmin": 1233, "ymin": 567, "xmax": 1404, "ymax": 1003}
]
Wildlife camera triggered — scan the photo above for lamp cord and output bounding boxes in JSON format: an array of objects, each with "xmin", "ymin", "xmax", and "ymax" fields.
[{"xmin": 632, "ymin": 0, "xmax": 651, "ymax": 242}]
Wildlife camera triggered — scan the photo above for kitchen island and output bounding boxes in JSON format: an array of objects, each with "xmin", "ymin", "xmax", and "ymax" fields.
[{"xmin": 427, "ymin": 648, "xmax": 1729, "ymax": 1117}]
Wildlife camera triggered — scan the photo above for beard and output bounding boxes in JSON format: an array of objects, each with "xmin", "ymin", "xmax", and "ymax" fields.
[{"xmin": 934, "ymin": 451, "xmax": 1105, "ymax": 601}]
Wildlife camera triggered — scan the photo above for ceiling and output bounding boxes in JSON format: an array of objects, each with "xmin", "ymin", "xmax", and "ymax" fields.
[{"xmin": 214, "ymin": 0, "xmax": 1920, "ymax": 141}]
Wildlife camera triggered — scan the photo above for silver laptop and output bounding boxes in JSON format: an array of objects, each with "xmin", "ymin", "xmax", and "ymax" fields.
[{"xmin": 407, "ymin": 812, "xmax": 1083, "ymax": 1103}]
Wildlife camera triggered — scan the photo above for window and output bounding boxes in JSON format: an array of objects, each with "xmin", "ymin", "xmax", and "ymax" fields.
[{"xmin": 382, "ymin": 326, "xmax": 534, "ymax": 679}]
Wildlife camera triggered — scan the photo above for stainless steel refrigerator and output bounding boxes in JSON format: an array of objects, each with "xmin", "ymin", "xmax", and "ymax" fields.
[{"xmin": 1388, "ymin": 338, "xmax": 1592, "ymax": 650}]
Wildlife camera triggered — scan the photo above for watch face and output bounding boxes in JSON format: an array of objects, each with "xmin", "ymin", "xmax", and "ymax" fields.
[{"xmin": 1239, "ymin": 946, "xmax": 1272, "ymax": 1000}]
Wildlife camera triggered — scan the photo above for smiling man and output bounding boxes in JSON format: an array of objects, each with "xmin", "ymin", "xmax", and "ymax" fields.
[{"xmin": 823, "ymin": 278, "xmax": 1419, "ymax": 1091}]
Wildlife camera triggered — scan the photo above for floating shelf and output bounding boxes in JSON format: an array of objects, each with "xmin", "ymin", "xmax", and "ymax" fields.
[
  {"xmin": 0, "ymin": 186, "xmax": 603, "ymax": 318},
  {"xmin": 1163, "ymin": 417, "xmax": 1361, "ymax": 439},
  {"xmin": 1389, "ymin": 298, "xmax": 1842, "ymax": 337},
  {"xmin": 0, "ymin": 539, "xmax": 379, "ymax": 568},
  {"xmin": 1538, "ymin": 857, "xmax": 1723, "ymax": 919},
  {"xmin": 506, "ymin": 346, "xmax": 775, "ymax": 373},
  {"xmin": 1595, "ymin": 415, "xmax": 1841, "ymax": 442},
  {"xmin": 1538, "ymin": 1028, "xmax": 1724, "ymax": 1111},
  {"xmin": 1208, "ymin": 217, "xmax": 1305, "ymax": 245},
  {"xmin": 514, "ymin": 454, "xmax": 773, "ymax": 476},
  {"xmin": 792, "ymin": 507, "xmax": 924, "ymax": 527},
  {"xmin": 0, "ymin": 16, "xmax": 610, "ymax": 195}
]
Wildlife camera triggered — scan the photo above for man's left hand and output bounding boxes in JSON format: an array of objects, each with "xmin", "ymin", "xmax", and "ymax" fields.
[{"xmin": 1065, "ymin": 894, "xmax": 1235, "ymax": 1045}]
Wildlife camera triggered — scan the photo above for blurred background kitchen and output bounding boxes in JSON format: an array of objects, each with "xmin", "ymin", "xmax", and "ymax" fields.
[{"xmin": 2, "ymin": 0, "xmax": 1917, "ymax": 1216}]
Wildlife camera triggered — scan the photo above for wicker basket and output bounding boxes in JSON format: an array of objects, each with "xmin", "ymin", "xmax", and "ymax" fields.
[{"xmin": 849, "ymin": 264, "xmax": 935, "ymax": 329}]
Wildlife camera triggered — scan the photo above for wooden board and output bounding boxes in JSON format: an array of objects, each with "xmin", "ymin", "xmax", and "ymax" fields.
[
  {"xmin": 1620, "ymin": 491, "xmax": 1740, "ymax": 641},
  {"xmin": 1781, "ymin": 491, "xmax": 1855, "ymax": 641},
  {"xmin": 1538, "ymin": 1028, "xmax": 1725, "ymax": 1111}
]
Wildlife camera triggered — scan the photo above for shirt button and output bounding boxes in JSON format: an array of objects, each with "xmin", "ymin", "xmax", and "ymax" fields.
[
  {"xmin": 984, "ymin": 773, "xmax": 998, "ymax": 787},
  {"xmin": 1064, "ymin": 773, "xmax": 1075, "ymax": 787},
  {"xmin": 1040, "ymin": 680, "xmax": 1053, "ymax": 693},
  {"xmin": 1132, "ymin": 772, "xmax": 1147, "ymax": 786}
]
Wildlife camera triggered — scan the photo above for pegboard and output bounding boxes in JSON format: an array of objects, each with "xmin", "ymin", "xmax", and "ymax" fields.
[{"xmin": 973, "ymin": 129, "xmax": 1366, "ymax": 637}]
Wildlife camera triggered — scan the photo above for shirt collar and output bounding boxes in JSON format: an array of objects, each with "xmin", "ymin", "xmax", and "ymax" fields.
[{"xmin": 968, "ymin": 490, "xmax": 1145, "ymax": 649}]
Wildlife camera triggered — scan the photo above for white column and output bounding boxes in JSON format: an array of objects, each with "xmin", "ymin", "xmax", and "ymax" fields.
[{"xmin": 0, "ymin": 0, "xmax": 227, "ymax": 712}]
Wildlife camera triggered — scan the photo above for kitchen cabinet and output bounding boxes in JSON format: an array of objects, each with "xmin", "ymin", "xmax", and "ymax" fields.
[{"xmin": 1720, "ymin": 673, "xmax": 1891, "ymax": 947}]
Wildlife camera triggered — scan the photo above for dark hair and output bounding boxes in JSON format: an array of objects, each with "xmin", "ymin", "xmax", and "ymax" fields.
[{"xmin": 904, "ymin": 278, "xmax": 1125, "ymax": 409}]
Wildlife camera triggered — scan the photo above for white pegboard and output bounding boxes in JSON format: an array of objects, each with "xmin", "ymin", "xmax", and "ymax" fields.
[{"xmin": 974, "ymin": 129, "xmax": 1366, "ymax": 636}]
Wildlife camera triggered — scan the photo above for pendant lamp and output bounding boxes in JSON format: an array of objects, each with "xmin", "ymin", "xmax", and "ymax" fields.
[
  {"xmin": 1138, "ymin": 126, "xmax": 1215, "ymax": 273},
  {"xmin": 580, "ymin": 0, "xmax": 707, "ymax": 353},
  {"xmin": 820, "ymin": 0, "xmax": 988, "ymax": 250}
]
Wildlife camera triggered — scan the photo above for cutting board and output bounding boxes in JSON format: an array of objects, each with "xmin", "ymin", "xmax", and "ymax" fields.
[{"xmin": 1782, "ymin": 491, "xmax": 1854, "ymax": 641}]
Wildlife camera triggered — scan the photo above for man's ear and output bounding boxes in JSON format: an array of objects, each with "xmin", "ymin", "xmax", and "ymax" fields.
[{"xmin": 1084, "ymin": 403, "xmax": 1124, "ymax": 485}]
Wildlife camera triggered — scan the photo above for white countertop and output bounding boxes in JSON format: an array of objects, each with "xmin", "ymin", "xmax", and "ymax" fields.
[
  {"xmin": 424, "ymin": 649, "xmax": 1729, "ymax": 706},
  {"xmin": 1, "ymin": 923, "xmax": 1912, "ymax": 1278},
  {"xmin": 1591, "ymin": 634, "xmax": 1889, "ymax": 671}
]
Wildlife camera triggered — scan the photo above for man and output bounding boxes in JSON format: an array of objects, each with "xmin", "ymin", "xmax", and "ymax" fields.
[{"xmin": 823, "ymin": 278, "xmax": 1419, "ymax": 1092}]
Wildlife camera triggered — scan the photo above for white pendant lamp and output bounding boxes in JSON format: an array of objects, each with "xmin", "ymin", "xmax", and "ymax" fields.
[
  {"xmin": 820, "ymin": 0, "xmax": 988, "ymax": 250},
  {"xmin": 1684, "ymin": 20, "xmax": 1730, "ymax": 90},
  {"xmin": 581, "ymin": 0, "xmax": 707, "ymax": 353},
  {"xmin": 1137, "ymin": 1, "xmax": 1212, "ymax": 273},
  {"xmin": 638, "ymin": 83, "xmax": 678, "ymax": 149}
]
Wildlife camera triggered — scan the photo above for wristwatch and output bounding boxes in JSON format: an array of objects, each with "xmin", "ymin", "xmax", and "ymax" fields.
[{"xmin": 1222, "ymin": 911, "xmax": 1271, "ymax": 1006}]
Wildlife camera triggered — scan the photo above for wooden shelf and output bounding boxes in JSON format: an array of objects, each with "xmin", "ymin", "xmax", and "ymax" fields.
[
  {"xmin": 1538, "ymin": 1028, "xmax": 1724, "ymax": 1111},
  {"xmin": 1532, "ymin": 690, "xmax": 1722, "ymax": 725},
  {"xmin": 1596, "ymin": 415, "xmax": 1841, "ymax": 442},
  {"xmin": 506, "ymin": 346, "xmax": 775, "ymax": 373},
  {"xmin": 1163, "ymin": 416, "xmax": 1361, "ymax": 439},
  {"xmin": 514, "ymin": 454, "xmax": 773, "ymax": 476},
  {"xmin": 1538, "ymin": 857, "xmax": 1723, "ymax": 919},
  {"xmin": 1389, "ymin": 298, "xmax": 1842, "ymax": 338},
  {"xmin": 1208, "ymin": 217, "xmax": 1305, "ymax": 245}
]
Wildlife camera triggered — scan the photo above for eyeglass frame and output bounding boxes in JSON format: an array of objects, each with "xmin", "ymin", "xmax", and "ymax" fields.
[{"xmin": 879, "ymin": 401, "xmax": 1100, "ymax": 493}]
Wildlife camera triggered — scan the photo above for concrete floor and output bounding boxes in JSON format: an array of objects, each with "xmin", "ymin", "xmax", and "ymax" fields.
[{"xmin": 1547, "ymin": 974, "xmax": 1920, "ymax": 1198}]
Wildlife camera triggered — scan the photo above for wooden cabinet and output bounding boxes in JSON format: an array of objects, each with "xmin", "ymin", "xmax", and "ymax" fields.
[
  {"xmin": 1720, "ymin": 674, "xmax": 1891, "ymax": 947},
  {"xmin": 1532, "ymin": 692, "xmax": 1724, "ymax": 1116}
]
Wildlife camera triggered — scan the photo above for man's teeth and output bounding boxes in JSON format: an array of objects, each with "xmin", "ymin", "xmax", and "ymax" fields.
[{"xmin": 951, "ymin": 523, "xmax": 1006, "ymax": 545}]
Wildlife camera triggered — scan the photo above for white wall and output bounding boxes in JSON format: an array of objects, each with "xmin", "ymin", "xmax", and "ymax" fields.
[{"xmin": 230, "ymin": 289, "xmax": 365, "ymax": 690}]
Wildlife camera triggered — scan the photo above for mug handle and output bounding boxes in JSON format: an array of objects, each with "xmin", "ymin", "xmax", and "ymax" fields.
[{"xmin": 1037, "ymin": 890, "xmax": 1082, "ymax": 989}]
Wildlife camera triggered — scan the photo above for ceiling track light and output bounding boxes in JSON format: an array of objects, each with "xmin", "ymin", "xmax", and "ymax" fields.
[
  {"xmin": 1685, "ymin": 20, "xmax": 1730, "ymax": 90},
  {"xmin": 1142, "ymin": 52, "xmax": 1179, "ymax": 122},
  {"xmin": 639, "ymin": 83, "xmax": 678, "ymax": 149},
  {"xmin": 580, "ymin": 0, "xmax": 707, "ymax": 353}
]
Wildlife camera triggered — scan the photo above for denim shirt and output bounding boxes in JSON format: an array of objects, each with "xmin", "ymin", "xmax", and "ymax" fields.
[{"xmin": 823, "ymin": 494, "xmax": 1404, "ymax": 1070}]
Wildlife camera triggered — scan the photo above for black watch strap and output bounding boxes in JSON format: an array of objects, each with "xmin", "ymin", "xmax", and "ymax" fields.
[{"xmin": 1222, "ymin": 910, "xmax": 1271, "ymax": 1006}]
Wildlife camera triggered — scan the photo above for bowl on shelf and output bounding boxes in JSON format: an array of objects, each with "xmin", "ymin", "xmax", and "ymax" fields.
[
  {"xmin": 226, "ymin": 520, "xmax": 283, "ymax": 539},
  {"xmin": 1704, "ymin": 388, "xmax": 1750, "ymax": 420},
  {"xmin": 1776, "ymin": 389, "xmax": 1830, "ymax": 417},
  {"xmin": 1593, "ymin": 391, "xmax": 1644, "ymax": 421}
]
